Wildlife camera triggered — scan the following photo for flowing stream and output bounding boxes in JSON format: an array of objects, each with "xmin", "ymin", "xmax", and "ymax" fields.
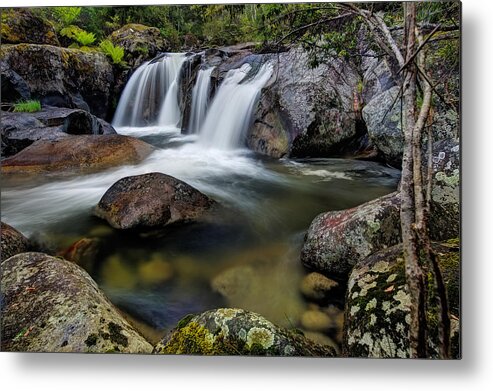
[{"xmin": 1, "ymin": 54, "xmax": 400, "ymax": 343}]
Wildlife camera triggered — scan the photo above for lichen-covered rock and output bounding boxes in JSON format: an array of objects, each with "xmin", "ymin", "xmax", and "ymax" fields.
[
  {"xmin": 153, "ymin": 308, "xmax": 336, "ymax": 356},
  {"xmin": 301, "ymin": 192, "xmax": 402, "ymax": 277},
  {"xmin": 109, "ymin": 24, "xmax": 167, "ymax": 69},
  {"xmin": 428, "ymin": 139, "xmax": 460, "ymax": 240},
  {"xmin": 1, "ymin": 252, "xmax": 152, "ymax": 353},
  {"xmin": 362, "ymin": 86, "xmax": 403, "ymax": 167},
  {"xmin": 1, "ymin": 107, "xmax": 117, "ymax": 157},
  {"xmin": 343, "ymin": 240, "xmax": 460, "ymax": 358},
  {"xmin": 94, "ymin": 173, "xmax": 216, "ymax": 230},
  {"xmin": 1, "ymin": 135, "xmax": 154, "ymax": 176},
  {"xmin": 300, "ymin": 272, "xmax": 339, "ymax": 301},
  {"xmin": 1, "ymin": 221, "xmax": 30, "ymax": 260},
  {"xmin": 1, "ymin": 9, "xmax": 59, "ymax": 46},
  {"xmin": 1, "ymin": 44, "xmax": 113, "ymax": 118}
]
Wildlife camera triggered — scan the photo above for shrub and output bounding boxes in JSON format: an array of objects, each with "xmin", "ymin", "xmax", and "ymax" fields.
[
  {"xmin": 73, "ymin": 30, "xmax": 96, "ymax": 46},
  {"xmin": 99, "ymin": 40, "xmax": 125, "ymax": 65},
  {"xmin": 13, "ymin": 100, "xmax": 41, "ymax": 113},
  {"xmin": 52, "ymin": 7, "xmax": 81, "ymax": 27}
]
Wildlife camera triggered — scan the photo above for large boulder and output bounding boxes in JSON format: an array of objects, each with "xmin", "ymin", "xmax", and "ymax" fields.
[
  {"xmin": 343, "ymin": 241, "xmax": 460, "ymax": 358},
  {"xmin": 249, "ymin": 48, "xmax": 361, "ymax": 158},
  {"xmin": 362, "ymin": 86, "xmax": 403, "ymax": 167},
  {"xmin": 1, "ymin": 135, "xmax": 154, "ymax": 175},
  {"xmin": 1, "ymin": 107, "xmax": 117, "ymax": 157},
  {"xmin": 153, "ymin": 308, "xmax": 336, "ymax": 356},
  {"xmin": 1, "ymin": 221, "xmax": 30, "ymax": 260},
  {"xmin": 94, "ymin": 173, "xmax": 216, "ymax": 230},
  {"xmin": 1, "ymin": 9, "xmax": 59, "ymax": 46},
  {"xmin": 1, "ymin": 252, "xmax": 152, "ymax": 353},
  {"xmin": 1, "ymin": 44, "xmax": 113, "ymax": 119},
  {"xmin": 428, "ymin": 139, "xmax": 460, "ymax": 240},
  {"xmin": 1, "ymin": 61, "xmax": 31, "ymax": 103},
  {"xmin": 301, "ymin": 139, "xmax": 460, "ymax": 277},
  {"xmin": 301, "ymin": 192, "xmax": 402, "ymax": 277}
]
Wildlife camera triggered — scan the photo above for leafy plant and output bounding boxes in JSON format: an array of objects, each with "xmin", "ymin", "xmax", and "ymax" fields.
[
  {"xmin": 13, "ymin": 100, "xmax": 41, "ymax": 113},
  {"xmin": 52, "ymin": 7, "xmax": 81, "ymax": 27},
  {"xmin": 60, "ymin": 25, "xmax": 85, "ymax": 40},
  {"xmin": 73, "ymin": 30, "xmax": 96, "ymax": 46},
  {"xmin": 99, "ymin": 40, "xmax": 125, "ymax": 65}
]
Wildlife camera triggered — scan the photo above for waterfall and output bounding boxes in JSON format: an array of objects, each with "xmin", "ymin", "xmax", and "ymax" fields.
[
  {"xmin": 188, "ymin": 67, "xmax": 214, "ymax": 134},
  {"xmin": 199, "ymin": 62, "xmax": 273, "ymax": 150},
  {"xmin": 112, "ymin": 53, "xmax": 186, "ymax": 128}
]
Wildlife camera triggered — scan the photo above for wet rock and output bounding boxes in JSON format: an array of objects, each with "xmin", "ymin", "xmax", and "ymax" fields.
[
  {"xmin": 249, "ymin": 47, "xmax": 361, "ymax": 158},
  {"xmin": 153, "ymin": 308, "xmax": 336, "ymax": 356},
  {"xmin": 362, "ymin": 86, "xmax": 403, "ymax": 167},
  {"xmin": 94, "ymin": 172, "xmax": 216, "ymax": 230},
  {"xmin": 1, "ymin": 9, "xmax": 59, "ymax": 46},
  {"xmin": 301, "ymin": 139, "xmax": 459, "ymax": 277},
  {"xmin": 1, "ymin": 221, "xmax": 30, "ymax": 260},
  {"xmin": 1, "ymin": 107, "xmax": 117, "ymax": 157},
  {"xmin": 343, "ymin": 240, "xmax": 460, "ymax": 358},
  {"xmin": 59, "ymin": 237, "xmax": 101, "ymax": 274},
  {"xmin": 1, "ymin": 44, "xmax": 113, "ymax": 118},
  {"xmin": 300, "ymin": 310, "xmax": 333, "ymax": 333},
  {"xmin": 1, "ymin": 252, "xmax": 152, "ymax": 353},
  {"xmin": 1, "ymin": 135, "xmax": 154, "ymax": 176},
  {"xmin": 300, "ymin": 272, "xmax": 339, "ymax": 301},
  {"xmin": 301, "ymin": 192, "xmax": 402, "ymax": 277}
]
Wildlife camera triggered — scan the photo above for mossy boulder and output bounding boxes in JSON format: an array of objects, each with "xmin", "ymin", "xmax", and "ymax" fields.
[
  {"xmin": 343, "ymin": 240, "xmax": 460, "ymax": 358},
  {"xmin": 109, "ymin": 23, "xmax": 167, "ymax": 69},
  {"xmin": 1, "ymin": 107, "xmax": 117, "ymax": 157},
  {"xmin": 1, "ymin": 135, "xmax": 154, "ymax": 176},
  {"xmin": 94, "ymin": 172, "xmax": 216, "ymax": 230},
  {"xmin": 1, "ymin": 221, "xmax": 30, "ymax": 260},
  {"xmin": 153, "ymin": 308, "xmax": 336, "ymax": 356},
  {"xmin": 1, "ymin": 44, "xmax": 113, "ymax": 118},
  {"xmin": 301, "ymin": 192, "xmax": 402, "ymax": 277},
  {"xmin": 1, "ymin": 252, "xmax": 152, "ymax": 353},
  {"xmin": 428, "ymin": 139, "xmax": 460, "ymax": 240},
  {"xmin": 1, "ymin": 9, "xmax": 59, "ymax": 46}
]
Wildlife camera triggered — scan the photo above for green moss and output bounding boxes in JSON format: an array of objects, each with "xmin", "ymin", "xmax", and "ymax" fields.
[
  {"xmin": 160, "ymin": 321, "xmax": 216, "ymax": 355},
  {"xmin": 176, "ymin": 314, "xmax": 195, "ymax": 330},
  {"xmin": 13, "ymin": 100, "xmax": 41, "ymax": 113}
]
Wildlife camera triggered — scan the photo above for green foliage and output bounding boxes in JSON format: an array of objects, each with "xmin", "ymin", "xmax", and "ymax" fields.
[
  {"xmin": 13, "ymin": 100, "xmax": 41, "ymax": 113},
  {"xmin": 52, "ymin": 7, "xmax": 81, "ymax": 27},
  {"xmin": 60, "ymin": 25, "xmax": 85, "ymax": 40},
  {"xmin": 99, "ymin": 40, "xmax": 125, "ymax": 65},
  {"xmin": 73, "ymin": 29, "xmax": 96, "ymax": 46}
]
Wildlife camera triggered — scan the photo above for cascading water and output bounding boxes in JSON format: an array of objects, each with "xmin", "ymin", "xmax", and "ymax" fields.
[
  {"xmin": 198, "ymin": 62, "xmax": 273, "ymax": 150},
  {"xmin": 188, "ymin": 67, "xmax": 214, "ymax": 134},
  {"xmin": 112, "ymin": 53, "xmax": 186, "ymax": 128}
]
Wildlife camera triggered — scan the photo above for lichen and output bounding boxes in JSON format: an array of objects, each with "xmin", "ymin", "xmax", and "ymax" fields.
[{"xmin": 246, "ymin": 327, "xmax": 275, "ymax": 350}]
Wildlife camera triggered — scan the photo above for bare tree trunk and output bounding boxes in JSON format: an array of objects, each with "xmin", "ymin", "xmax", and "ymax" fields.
[{"xmin": 400, "ymin": 2, "xmax": 428, "ymax": 358}]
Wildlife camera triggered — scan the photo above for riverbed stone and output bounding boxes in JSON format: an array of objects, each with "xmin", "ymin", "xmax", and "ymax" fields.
[
  {"xmin": 94, "ymin": 172, "xmax": 216, "ymax": 230},
  {"xmin": 1, "ymin": 135, "xmax": 154, "ymax": 176},
  {"xmin": 343, "ymin": 240, "xmax": 460, "ymax": 358},
  {"xmin": 153, "ymin": 308, "xmax": 336, "ymax": 356},
  {"xmin": 1, "ymin": 107, "xmax": 117, "ymax": 157},
  {"xmin": 1, "ymin": 221, "xmax": 30, "ymax": 260},
  {"xmin": 300, "ymin": 272, "xmax": 339, "ymax": 301},
  {"xmin": 1, "ymin": 252, "xmax": 152, "ymax": 353},
  {"xmin": 301, "ymin": 192, "xmax": 402, "ymax": 277}
]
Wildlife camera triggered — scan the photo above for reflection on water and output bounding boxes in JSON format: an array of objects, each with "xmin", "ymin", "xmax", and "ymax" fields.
[{"xmin": 1, "ymin": 126, "xmax": 400, "ymax": 338}]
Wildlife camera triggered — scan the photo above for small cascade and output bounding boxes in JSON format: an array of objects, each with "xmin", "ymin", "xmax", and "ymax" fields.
[
  {"xmin": 112, "ymin": 53, "xmax": 186, "ymax": 128},
  {"xmin": 199, "ymin": 62, "xmax": 273, "ymax": 150},
  {"xmin": 188, "ymin": 67, "xmax": 214, "ymax": 134}
]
